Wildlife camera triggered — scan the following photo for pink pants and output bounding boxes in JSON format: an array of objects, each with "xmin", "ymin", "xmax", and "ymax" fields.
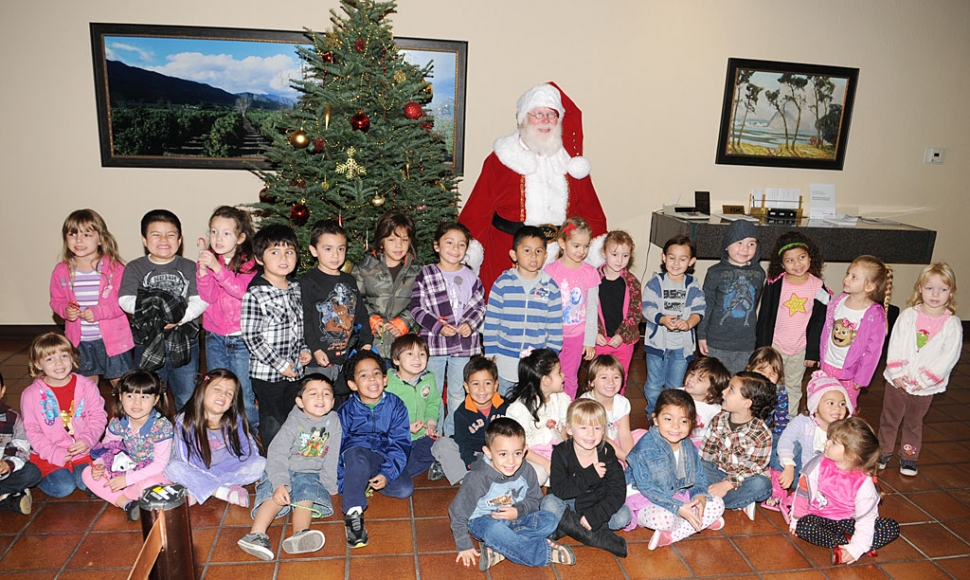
[
  {"xmin": 81, "ymin": 466, "xmax": 170, "ymax": 508},
  {"xmin": 637, "ymin": 494, "xmax": 726, "ymax": 543},
  {"xmin": 594, "ymin": 341, "xmax": 635, "ymax": 394},
  {"xmin": 821, "ymin": 362, "xmax": 861, "ymax": 412},
  {"xmin": 560, "ymin": 334, "xmax": 586, "ymax": 399}
]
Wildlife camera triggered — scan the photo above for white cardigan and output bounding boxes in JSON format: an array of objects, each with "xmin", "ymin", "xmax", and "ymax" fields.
[{"xmin": 883, "ymin": 306, "xmax": 963, "ymax": 396}]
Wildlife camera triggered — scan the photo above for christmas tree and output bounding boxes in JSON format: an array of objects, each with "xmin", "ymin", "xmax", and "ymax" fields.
[{"xmin": 254, "ymin": 0, "xmax": 459, "ymax": 274}]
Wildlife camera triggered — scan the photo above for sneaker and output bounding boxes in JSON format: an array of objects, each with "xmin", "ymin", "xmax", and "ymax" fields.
[
  {"xmin": 427, "ymin": 461, "xmax": 445, "ymax": 482},
  {"xmin": 0, "ymin": 491, "xmax": 30, "ymax": 515},
  {"xmin": 344, "ymin": 510, "xmax": 369, "ymax": 548},
  {"xmin": 282, "ymin": 529, "xmax": 325, "ymax": 555},
  {"xmin": 548, "ymin": 540, "xmax": 576, "ymax": 565},
  {"xmin": 707, "ymin": 517, "xmax": 725, "ymax": 531},
  {"xmin": 648, "ymin": 529, "xmax": 674, "ymax": 550},
  {"xmin": 238, "ymin": 532, "xmax": 274, "ymax": 561},
  {"xmin": 18, "ymin": 489, "xmax": 32, "ymax": 516},
  {"xmin": 900, "ymin": 460, "xmax": 918, "ymax": 477},
  {"xmin": 743, "ymin": 502, "xmax": 757, "ymax": 521},
  {"xmin": 124, "ymin": 500, "xmax": 141, "ymax": 522},
  {"xmin": 877, "ymin": 455, "xmax": 891, "ymax": 470},
  {"xmin": 479, "ymin": 542, "xmax": 506, "ymax": 571}
]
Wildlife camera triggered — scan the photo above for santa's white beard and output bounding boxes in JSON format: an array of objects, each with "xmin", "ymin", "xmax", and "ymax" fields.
[{"xmin": 519, "ymin": 122, "xmax": 564, "ymax": 156}]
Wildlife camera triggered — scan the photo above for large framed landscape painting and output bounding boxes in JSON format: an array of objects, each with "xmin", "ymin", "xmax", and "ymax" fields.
[
  {"xmin": 715, "ymin": 58, "xmax": 859, "ymax": 170},
  {"xmin": 90, "ymin": 23, "xmax": 468, "ymax": 171}
]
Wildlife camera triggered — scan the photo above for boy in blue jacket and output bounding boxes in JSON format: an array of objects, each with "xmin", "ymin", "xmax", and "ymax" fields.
[{"xmin": 337, "ymin": 350, "xmax": 411, "ymax": 548}]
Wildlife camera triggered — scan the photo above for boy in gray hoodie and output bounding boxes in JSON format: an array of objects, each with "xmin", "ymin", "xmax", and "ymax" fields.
[
  {"xmin": 237, "ymin": 374, "xmax": 342, "ymax": 560},
  {"xmin": 696, "ymin": 220, "xmax": 765, "ymax": 374}
]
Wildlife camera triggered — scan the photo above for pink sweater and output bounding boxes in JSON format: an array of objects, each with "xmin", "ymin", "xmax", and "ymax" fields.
[
  {"xmin": 49, "ymin": 258, "xmax": 134, "ymax": 357},
  {"xmin": 197, "ymin": 259, "xmax": 257, "ymax": 336},
  {"xmin": 21, "ymin": 374, "xmax": 107, "ymax": 467}
]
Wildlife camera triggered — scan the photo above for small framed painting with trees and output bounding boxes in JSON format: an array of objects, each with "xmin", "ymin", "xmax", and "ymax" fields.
[{"xmin": 715, "ymin": 58, "xmax": 859, "ymax": 170}]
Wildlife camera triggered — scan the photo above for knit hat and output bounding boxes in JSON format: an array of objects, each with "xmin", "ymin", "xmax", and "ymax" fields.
[
  {"xmin": 516, "ymin": 83, "xmax": 565, "ymax": 125},
  {"xmin": 805, "ymin": 371, "xmax": 854, "ymax": 416}
]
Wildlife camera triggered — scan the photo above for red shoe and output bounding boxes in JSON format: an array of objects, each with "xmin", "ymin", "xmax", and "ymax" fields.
[{"xmin": 832, "ymin": 547, "xmax": 844, "ymax": 565}]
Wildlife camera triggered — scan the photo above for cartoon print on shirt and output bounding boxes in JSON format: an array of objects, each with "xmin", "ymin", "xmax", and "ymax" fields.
[
  {"xmin": 298, "ymin": 426, "xmax": 331, "ymax": 457},
  {"xmin": 720, "ymin": 273, "xmax": 757, "ymax": 326},
  {"xmin": 563, "ymin": 286, "xmax": 584, "ymax": 325},
  {"xmin": 141, "ymin": 269, "xmax": 190, "ymax": 298},
  {"xmin": 315, "ymin": 283, "xmax": 357, "ymax": 356},
  {"xmin": 831, "ymin": 318, "xmax": 858, "ymax": 348}
]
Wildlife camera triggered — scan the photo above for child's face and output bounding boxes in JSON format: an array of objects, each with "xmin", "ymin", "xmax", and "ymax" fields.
[
  {"xmin": 683, "ymin": 370, "xmax": 711, "ymax": 401},
  {"xmin": 381, "ymin": 227, "xmax": 410, "ymax": 268},
  {"xmin": 67, "ymin": 227, "xmax": 101, "ymax": 263},
  {"xmin": 464, "ymin": 369, "xmax": 498, "ymax": 409},
  {"xmin": 433, "ymin": 228, "xmax": 468, "ymax": 269},
  {"xmin": 257, "ymin": 243, "xmax": 297, "ymax": 280},
  {"xmin": 751, "ymin": 363, "xmax": 780, "ymax": 385},
  {"xmin": 781, "ymin": 247, "xmax": 811, "ymax": 280},
  {"xmin": 297, "ymin": 380, "xmax": 335, "ymax": 419},
  {"xmin": 720, "ymin": 377, "xmax": 751, "ymax": 415},
  {"xmin": 347, "ymin": 357, "xmax": 387, "ymax": 405},
  {"xmin": 482, "ymin": 433, "xmax": 526, "ymax": 476},
  {"xmin": 653, "ymin": 404, "xmax": 691, "ymax": 447},
  {"xmin": 203, "ymin": 378, "xmax": 237, "ymax": 419},
  {"xmin": 393, "ymin": 346, "xmax": 429, "ymax": 381},
  {"xmin": 920, "ymin": 274, "xmax": 951, "ymax": 313},
  {"xmin": 142, "ymin": 220, "xmax": 182, "ymax": 261},
  {"xmin": 602, "ymin": 242, "xmax": 631, "ymax": 275},
  {"xmin": 209, "ymin": 216, "xmax": 244, "ymax": 259},
  {"xmin": 540, "ymin": 362, "xmax": 565, "ymax": 396},
  {"xmin": 561, "ymin": 231, "xmax": 591, "ymax": 265},
  {"xmin": 726, "ymin": 237, "xmax": 757, "ymax": 267},
  {"xmin": 815, "ymin": 390, "xmax": 848, "ymax": 426},
  {"xmin": 662, "ymin": 243, "xmax": 696, "ymax": 278},
  {"xmin": 309, "ymin": 233, "xmax": 347, "ymax": 274},
  {"xmin": 510, "ymin": 236, "xmax": 546, "ymax": 275},
  {"xmin": 121, "ymin": 391, "xmax": 159, "ymax": 424},
  {"xmin": 568, "ymin": 420, "xmax": 604, "ymax": 452},
  {"xmin": 842, "ymin": 264, "xmax": 874, "ymax": 297},
  {"xmin": 590, "ymin": 366, "xmax": 623, "ymax": 399},
  {"xmin": 36, "ymin": 349, "xmax": 73, "ymax": 385},
  {"xmin": 823, "ymin": 437, "xmax": 850, "ymax": 466}
]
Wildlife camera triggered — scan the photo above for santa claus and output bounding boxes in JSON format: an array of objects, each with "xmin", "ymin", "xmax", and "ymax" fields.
[{"xmin": 459, "ymin": 82, "xmax": 608, "ymax": 296}]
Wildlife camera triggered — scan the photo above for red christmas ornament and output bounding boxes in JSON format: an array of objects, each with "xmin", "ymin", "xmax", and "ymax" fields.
[
  {"xmin": 321, "ymin": 51, "xmax": 334, "ymax": 63},
  {"xmin": 350, "ymin": 110, "xmax": 371, "ymax": 132},
  {"xmin": 313, "ymin": 138, "xmax": 324, "ymax": 153},
  {"xmin": 355, "ymin": 37, "xmax": 365, "ymax": 52},
  {"xmin": 289, "ymin": 179, "xmax": 307, "ymax": 189},
  {"xmin": 290, "ymin": 203, "xmax": 310, "ymax": 226},
  {"xmin": 403, "ymin": 101, "xmax": 423, "ymax": 120},
  {"xmin": 420, "ymin": 120, "xmax": 433, "ymax": 134},
  {"xmin": 258, "ymin": 187, "xmax": 276, "ymax": 204}
]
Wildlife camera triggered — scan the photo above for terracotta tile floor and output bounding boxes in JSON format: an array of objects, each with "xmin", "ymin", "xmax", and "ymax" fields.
[{"xmin": 2, "ymin": 337, "xmax": 970, "ymax": 579}]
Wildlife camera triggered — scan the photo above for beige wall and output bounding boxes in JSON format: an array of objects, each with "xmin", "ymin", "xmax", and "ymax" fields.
[{"xmin": 2, "ymin": 0, "xmax": 968, "ymax": 323}]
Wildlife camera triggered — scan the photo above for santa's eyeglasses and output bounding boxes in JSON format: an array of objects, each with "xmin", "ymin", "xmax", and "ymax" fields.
[{"xmin": 527, "ymin": 111, "xmax": 559, "ymax": 122}]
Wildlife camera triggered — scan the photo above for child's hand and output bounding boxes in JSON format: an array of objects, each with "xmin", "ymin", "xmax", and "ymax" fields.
[
  {"xmin": 779, "ymin": 465, "xmax": 796, "ymax": 489},
  {"xmin": 410, "ymin": 420, "xmax": 425, "ymax": 434},
  {"xmin": 65, "ymin": 303, "xmax": 81, "ymax": 321},
  {"xmin": 608, "ymin": 335, "xmax": 623, "ymax": 348},
  {"xmin": 163, "ymin": 323, "xmax": 178, "ymax": 330},
  {"xmin": 384, "ymin": 322, "xmax": 403, "ymax": 338},
  {"xmin": 273, "ymin": 485, "xmax": 291, "ymax": 505},
  {"xmin": 440, "ymin": 324, "xmax": 458, "ymax": 337},
  {"xmin": 679, "ymin": 496, "xmax": 707, "ymax": 531},
  {"xmin": 582, "ymin": 346, "xmax": 596, "ymax": 360},
  {"xmin": 672, "ymin": 318, "xmax": 691, "ymax": 331},
  {"xmin": 425, "ymin": 420, "xmax": 438, "ymax": 439},
  {"xmin": 80, "ymin": 309, "xmax": 95, "ymax": 323},
  {"xmin": 313, "ymin": 350, "xmax": 330, "ymax": 367},
  {"xmin": 107, "ymin": 474, "xmax": 127, "ymax": 492},
  {"xmin": 804, "ymin": 359, "xmax": 818, "ymax": 368},
  {"xmin": 456, "ymin": 322, "xmax": 473, "ymax": 338},
  {"xmin": 593, "ymin": 460, "xmax": 607, "ymax": 479},
  {"xmin": 892, "ymin": 378, "xmax": 907, "ymax": 390},
  {"xmin": 660, "ymin": 315, "xmax": 679, "ymax": 330},
  {"xmin": 708, "ymin": 480, "xmax": 733, "ymax": 498},
  {"xmin": 299, "ymin": 350, "xmax": 312, "ymax": 366},
  {"xmin": 90, "ymin": 464, "xmax": 105, "ymax": 481},
  {"xmin": 545, "ymin": 419, "xmax": 557, "ymax": 430},
  {"xmin": 281, "ymin": 363, "xmax": 298, "ymax": 379},
  {"xmin": 368, "ymin": 474, "xmax": 387, "ymax": 491},
  {"xmin": 198, "ymin": 249, "xmax": 221, "ymax": 273},
  {"xmin": 579, "ymin": 515, "xmax": 592, "ymax": 530},
  {"xmin": 0, "ymin": 461, "xmax": 10, "ymax": 476},
  {"xmin": 456, "ymin": 548, "xmax": 480, "ymax": 567},
  {"xmin": 698, "ymin": 339, "xmax": 709, "ymax": 356},
  {"xmin": 596, "ymin": 333, "xmax": 608, "ymax": 346},
  {"xmin": 491, "ymin": 506, "xmax": 518, "ymax": 520},
  {"xmin": 852, "ymin": 383, "xmax": 861, "ymax": 391},
  {"xmin": 67, "ymin": 441, "xmax": 89, "ymax": 456}
]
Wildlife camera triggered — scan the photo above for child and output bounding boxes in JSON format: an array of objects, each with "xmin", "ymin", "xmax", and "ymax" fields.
[
  {"xmin": 545, "ymin": 217, "xmax": 600, "ymax": 398},
  {"xmin": 337, "ymin": 350, "xmax": 412, "ymax": 548},
  {"xmin": 49, "ymin": 209, "xmax": 134, "ymax": 387},
  {"xmin": 642, "ymin": 234, "xmax": 705, "ymax": 415},
  {"xmin": 768, "ymin": 373, "xmax": 851, "ymax": 512},
  {"xmin": 119, "ymin": 209, "xmax": 206, "ymax": 410},
  {"xmin": 484, "ymin": 225, "xmax": 563, "ymax": 397},
  {"xmin": 384, "ymin": 335, "xmax": 441, "ymax": 482},
  {"xmin": 878, "ymin": 263, "xmax": 961, "ymax": 476},
  {"xmin": 505, "ymin": 348, "xmax": 570, "ymax": 485},
  {"xmin": 21, "ymin": 333, "xmax": 107, "ymax": 498},
  {"xmin": 410, "ymin": 222, "xmax": 486, "ymax": 437},
  {"xmin": 0, "ymin": 370, "xmax": 42, "ymax": 514},
  {"xmin": 541, "ymin": 399, "xmax": 630, "ymax": 557},
  {"xmin": 579, "ymin": 354, "xmax": 635, "ymax": 461},
  {"xmin": 449, "ymin": 417, "xmax": 576, "ymax": 571},
  {"xmin": 696, "ymin": 221, "xmax": 765, "ymax": 375},
  {"xmin": 237, "ymin": 374, "xmax": 342, "ymax": 560},
  {"xmin": 595, "ymin": 230, "xmax": 644, "ymax": 385},
  {"xmin": 626, "ymin": 389, "xmax": 726, "ymax": 550},
  {"xmin": 241, "ymin": 225, "xmax": 312, "ymax": 449},
  {"xmin": 82, "ymin": 369, "xmax": 175, "ymax": 521},
  {"xmin": 300, "ymin": 220, "xmax": 374, "ymax": 404},
  {"xmin": 819, "ymin": 255, "xmax": 892, "ymax": 411},
  {"xmin": 680, "ymin": 357, "xmax": 730, "ymax": 449},
  {"xmin": 197, "ymin": 205, "xmax": 259, "ymax": 433},
  {"xmin": 164, "ymin": 370, "xmax": 265, "ymax": 506},
  {"xmin": 756, "ymin": 231, "xmax": 830, "ymax": 415},
  {"xmin": 431, "ymin": 356, "xmax": 508, "ymax": 485},
  {"xmin": 701, "ymin": 371, "xmax": 775, "ymax": 517},
  {"xmin": 790, "ymin": 418, "xmax": 900, "ymax": 564},
  {"xmin": 352, "ymin": 212, "xmax": 422, "ymax": 361},
  {"xmin": 747, "ymin": 346, "xmax": 790, "ymax": 447}
]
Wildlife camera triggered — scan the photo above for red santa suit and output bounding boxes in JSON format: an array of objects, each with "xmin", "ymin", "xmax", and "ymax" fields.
[{"xmin": 458, "ymin": 83, "xmax": 607, "ymax": 296}]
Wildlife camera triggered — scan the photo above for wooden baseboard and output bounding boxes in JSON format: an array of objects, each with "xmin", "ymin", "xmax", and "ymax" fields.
[{"xmin": 0, "ymin": 325, "xmax": 62, "ymax": 341}]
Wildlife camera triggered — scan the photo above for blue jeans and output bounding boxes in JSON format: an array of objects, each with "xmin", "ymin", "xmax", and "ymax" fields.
[
  {"xmin": 205, "ymin": 332, "xmax": 258, "ymax": 431},
  {"xmin": 467, "ymin": 510, "xmax": 559, "ymax": 567},
  {"xmin": 134, "ymin": 340, "xmax": 199, "ymax": 412},
  {"xmin": 251, "ymin": 470, "xmax": 334, "ymax": 520},
  {"xmin": 401, "ymin": 436, "xmax": 436, "ymax": 480},
  {"xmin": 428, "ymin": 355, "xmax": 469, "ymax": 437},
  {"xmin": 340, "ymin": 446, "xmax": 414, "ymax": 514},
  {"xmin": 770, "ymin": 440, "xmax": 803, "ymax": 488},
  {"xmin": 39, "ymin": 466, "xmax": 88, "ymax": 498},
  {"xmin": 540, "ymin": 494, "xmax": 632, "ymax": 530},
  {"xmin": 0, "ymin": 463, "xmax": 42, "ymax": 496},
  {"xmin": 701, "ymin": 460, "xmax": 771, "ymax": 510},
  {"xmin": 498, "ymin": 377, "xmax": 517, "ymax": 399},
  {"xmin": 645, "ymin": 349, "xmax": 688, "ymax": 416}
]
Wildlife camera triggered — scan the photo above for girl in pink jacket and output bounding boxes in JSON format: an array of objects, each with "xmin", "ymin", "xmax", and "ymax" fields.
[{"xmin": 49, "ymin": 209, "xmax": 134, "ymax": 386}]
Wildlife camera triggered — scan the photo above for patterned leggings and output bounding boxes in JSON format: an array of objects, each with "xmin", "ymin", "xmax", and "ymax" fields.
[
  {"xmin": 637, "ymin": 495, "xmax": 726, "ymax": 543},
  {"xmin": 794, "ymin": 515, "xmax": 899, "ymax": 549}
]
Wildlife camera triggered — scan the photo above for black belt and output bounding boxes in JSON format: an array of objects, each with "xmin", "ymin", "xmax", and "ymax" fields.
[{"xmin": 491, "ymin": 213, "xmax": 559, "ymax": 242}]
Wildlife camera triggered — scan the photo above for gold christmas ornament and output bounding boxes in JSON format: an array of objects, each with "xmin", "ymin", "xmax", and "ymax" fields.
[
  {"xmin": 324, "ymin": 104, "xmax": 332, "ymax": 130},
  {"xmin": 424, "ymin": 83, "xmax": 433, "ymax": 95},
  {"xmin": 371, "ymin": 193, "xmax": 386, "ymax": 207},
  {"xmin": 289, "ymin": 129, "xmax": 310, "ymax": 149},
  {"xmin": 393, "ymin": 70, "xmax": 407, "ymax": 84},
  {"xmin": 335, "ymin": 147, "xmax": 366, "ymax": 178}
]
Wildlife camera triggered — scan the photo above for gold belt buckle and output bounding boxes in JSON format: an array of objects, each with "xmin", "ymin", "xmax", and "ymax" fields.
[{"xmin": 536, "ymin": 224, "xmax": 559, "ymax": 242}]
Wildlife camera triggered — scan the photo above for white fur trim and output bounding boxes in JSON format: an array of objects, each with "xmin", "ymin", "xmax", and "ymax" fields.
[
  {"xmin": 545, "ymin": 240, "xmax": 561, "ymax": 268},
  {"xmin": 585, "ymin": 234, "xmax": 606, "ymax": 268},
  {"xmin": 494, "ymin": 132, "xmax": 570, "ymax": 226},
  {"xmin": 516, "ymin": 84, "xmax": 565, "ymax": 125},
  {"xmin": 463, "ymin": 239, "xmax": 484, "ymax": 275},
  {"xmin": 493, "ymin": 132, "xmax": 537, "ymax": 175},
  {"xmin": 566, "ymin": 155, "xmax": 590, "ymax": 179}
]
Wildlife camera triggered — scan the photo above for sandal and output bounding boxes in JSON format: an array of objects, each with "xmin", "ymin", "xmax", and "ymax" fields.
[{"xmin": 760, "ymin": 498, "xmax": 782, "ymax": 512}]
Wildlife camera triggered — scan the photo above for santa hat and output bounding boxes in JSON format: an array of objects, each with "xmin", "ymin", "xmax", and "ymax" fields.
[
  {"xmin": 516, "ymin": 82, "xmax": 585, "ymax": 158},
  {"xmin": 805, "ymin": 371, "xmax": 854, "ymax": 416}
]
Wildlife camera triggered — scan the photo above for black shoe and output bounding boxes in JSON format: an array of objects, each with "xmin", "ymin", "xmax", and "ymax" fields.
[
  {"xmin": 555, "ymin": 508, "xmax": 628, "ymax": 558},
  {"xmin": 344, "ymin": 510, "xmax": 368, "ymax": 548},
  {"xmin": 124, "ymin": 500, "xmax": 141, "ymax": 522},
  {"xmin": 0, "ymin": 490, "xmax": 31, "ymax": 515},
  {"xmin": 427, "ymin": 461, "xmax": 445, "ymax": 481}
]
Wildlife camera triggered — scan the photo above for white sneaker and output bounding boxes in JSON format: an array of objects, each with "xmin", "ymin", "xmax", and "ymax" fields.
[
  {"xmin": 743, "ymin": 502, "xmax": 757, "ymax": 521},
  {"xmin": 282, "ymin": 529, "xmax": 325, "ymax": 554}
]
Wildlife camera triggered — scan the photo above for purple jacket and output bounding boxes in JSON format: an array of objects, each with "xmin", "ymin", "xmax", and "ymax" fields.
[
  {"xmin": 819, "ymin": 294, "xmax": 886, "ymax": 387},
  {"xmin": 410, "ymin": 264, "xmax": 486, "ymax": 357},
  {"xmin": 197, "ymin": 258, "xmax": 257, "ymax": 336},
  {"xmin": 49, "ymin": 258, "xmax": 134, "ymax": 357}
]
